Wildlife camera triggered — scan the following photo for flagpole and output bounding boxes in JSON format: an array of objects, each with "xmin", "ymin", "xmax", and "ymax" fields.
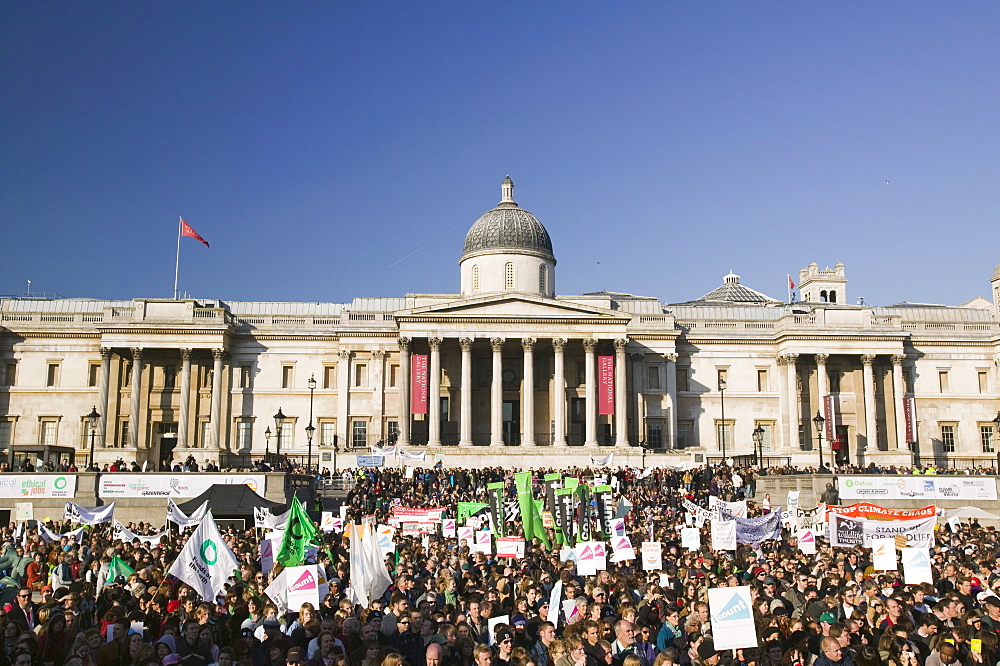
[
  {"xmin": 787, "ymin": 275, "xmax": 792, "ymax": 305},
  {"xmin": 173, "ymin": 216, "xmax": 182, "ymax": 299}
]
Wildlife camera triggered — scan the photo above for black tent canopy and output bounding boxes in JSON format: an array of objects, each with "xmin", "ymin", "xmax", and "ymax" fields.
[{"xmin": 177, "ymin": 484, "xmax": 285, "ymax": 518}]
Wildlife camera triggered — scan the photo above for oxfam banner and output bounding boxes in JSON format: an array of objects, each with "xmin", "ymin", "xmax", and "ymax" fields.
[
  {"xmin": 99, "ymin": 474, "xmax": 265, "ymax": 498},
  {"xmin": 0, "ymin": 475, "xmax": 76, "ymax": 498},
  {"xmin": 838, "ymin": 476, "xmax": 998, "ymax": 501}
]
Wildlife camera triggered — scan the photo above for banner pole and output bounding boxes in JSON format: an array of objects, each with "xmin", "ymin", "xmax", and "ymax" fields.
[{"xmin": 173, "ymin": 216, "xmax": 182, "ymax": 299}]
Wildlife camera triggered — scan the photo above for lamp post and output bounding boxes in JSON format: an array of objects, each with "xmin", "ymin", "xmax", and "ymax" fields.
[
  {"xmin": 993, "ymin": 412, "xmax": 1000, "ymax": 474},
  {"xmin": 813, "ymin": 411, "xmax": 826, "ymax": 471},
  {"xmin": 752, "ymin": 425, "xmax": 765, "ymax": 471},
  {"xmin": 264, "ymin": 426, "xmax": 272, "ymax": 462},
  {"xmin": 719, "ymin": 376, "xmax": 727, "ymax": 461},
  {"xmin": 86, "ymin": 406, "xmax": 100, "ymax": 471},
  {"xmin": 274, "ymin": 408, "xmax": 286, "ymax": 459},
  {"xmin": 307, "ymin": 373, "xmax": 317, "ymax": 473}
]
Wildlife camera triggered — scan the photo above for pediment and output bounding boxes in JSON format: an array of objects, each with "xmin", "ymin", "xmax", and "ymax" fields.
[{"xmin": 396, "ymin": 294, "xmax": 626, "ymax": 321}]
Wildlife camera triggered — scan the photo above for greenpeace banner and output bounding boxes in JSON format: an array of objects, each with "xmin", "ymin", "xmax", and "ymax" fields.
[
  {"xmin": 0, "ymin": 475, "xmax": 76, "ymax": 499},
  {"xmin": 830, "ymin": 513, "xmax": 864, "ymax": 547},
  {"xmin": 100, "ymin": 474, "xmax": 265, "ymax": 498},
  {"xmin": 598, "ymin": 356, "xmax": 614, "ymax": 415},
  {"xmin": 862, "ymin": 516, "xmax": 935, "ymax": 548},
  {"xmin": 709, "ymin": 586, "xmax": 757, "ymax": 649},
  {"xmin": 734, "ymin": 511, "xmax": 782, "ymax": 544},
  {"xmin": 411, "ymin": 354, "xmax": 428, "ymax": 414},
  {"xmin": 828, "ymin": 503, "xmax": 936, "ymax": 521},
  {"xmin": 839, "ymin": 476, "xmax": 998, "ymax": 501}
]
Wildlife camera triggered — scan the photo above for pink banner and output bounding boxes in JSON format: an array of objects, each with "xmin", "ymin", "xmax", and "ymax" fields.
[
  {"xmin": 411, "ymin": 354, "xmax": 428, "ymax": 414},
  {"xmin": 823, "ymin": 395, "xmax": 836, "ymax": 441},
  {"xmin": 598, "ymin": 356, "xmax": 614, "ymax": 415}
]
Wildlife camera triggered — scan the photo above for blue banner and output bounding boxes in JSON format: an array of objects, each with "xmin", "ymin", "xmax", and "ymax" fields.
[{"xmin": 356, "ymin": 455, "xmax": 385, "ymax": 468}]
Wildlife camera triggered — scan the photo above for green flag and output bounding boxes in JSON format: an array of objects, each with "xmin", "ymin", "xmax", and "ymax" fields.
[
  {"xmin": 107, "ymin": 554, "xmax": 135, "ymax": 583},
  {"xmin": 276, "ymin": 495, "xmax": 319, "ymax": 568},
  {"xmin": 515, "ymin": 472, "xmax": 551, "ymax": 549}
]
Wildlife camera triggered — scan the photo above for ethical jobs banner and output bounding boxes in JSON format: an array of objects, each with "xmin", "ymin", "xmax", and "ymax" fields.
[{"xmin": 709, "ymin": 586, "xmax": 758, "ymax": 649}]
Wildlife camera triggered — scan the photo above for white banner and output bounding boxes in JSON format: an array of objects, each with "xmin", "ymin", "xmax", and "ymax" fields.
[
  {"xmin": 99, "ymin": 474, "xmax": 266, "ymax": 498},
  {"xmin": 576, "ymin": 542, "xmax": 597, "ymax": 576},
  {"xmin": 113, "ymin": 520, "xmax": 166, "ymax": 545},
  {"xmin": 797, "ymin": 528, "xmax": 815, "ymax": 555},
  {"xmin": 711, "ymin": 518, "xmax": 736, "ymax": 551},
  {"xmin": 497, "ymin": 537, "xmax": 526, "ymax": 559},
  {"xmin": 64, "ymin": 502, "xmax": 115, "ymax": 525},
  {"xmin": 40, "ymin": 524, "xmax": 86, "ymax": 544},
  {"xmin": 590, "ymin": 453, "xmax": 615, "ymax": 467},
  {"xmin": 254, "ymin": 506, "xmax": 289, "ymax": 530},
  {"xmin": 839, "ymin": 476, "xmax": 998, "ymax": 501},
  {"xmin": 641, "ymin": 542, "xmax": 662, "ymax": 571},
  {"xmin": 830, "ymin": 513, "xmax": 864, "ymax": 547},
  {"xmin": 681, "ymin": 527, "xmax": 701, "ymax": 551},
  {"xmin": 862, "ymin": 516, "xmax": 935, "ymax": 549},
  {"xmin": 398, "ymin": 448, "xmax": 426, "ymax": 462},
  {"xmin": 264, "ymin": 568, "xmax": 288, "ymax": 616},
  {"xmin": 902, "ymin": 547, "xmax": 933, "ymax": 584},
  {"xmin": 710, "ymin": 497, "xmax": 748, "ymax": 519},
  {"xmin": 168, "ymin": 499, "xmax": 208, "ymax": 528},
  {"xmin": 0, "ymin": 475, "xmax": 76, "ymax": 499},
  {"xmin": 872, "ymin": 538, "xmax": 897, "ymax": 571},
  {"xmin": 709, "ymin": 586, "xmax": 758, "ymax": 649}
]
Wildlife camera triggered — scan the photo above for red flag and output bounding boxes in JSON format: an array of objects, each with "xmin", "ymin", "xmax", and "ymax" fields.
[
  {"xmin": 180, "ymin": 217, "xmax": 210, "ymax": 247},
  {"xmin": 788, "ymin": 275, "xmax": 795, "ymax": 289}
]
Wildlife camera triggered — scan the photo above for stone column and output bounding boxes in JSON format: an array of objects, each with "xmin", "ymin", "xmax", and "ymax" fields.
[
  {"xmin": 210, "ymin": 349, "xmax": 225, "ymax": 451},
  {"xmin": 491, "ymin": 338, "xmax": 504, "ymax": 446},
  {"xmin": 178, "ymin": 349, "xmax": 192, "ymax": 448},
  {"xmin": 372, "ymin": 351, "xmax": 386, "ymax": 443},
  {"xmin": 861, "ymin": 354, "xmax": 877, "ymax": 450},
  {"xmin": 428, "ymin": 337, "xmax": 442, "ymax": 446},
  {"xmin": 459, "ymin": 338, "xmax": 473, "ymax": 446},
  {"xmin": 892, "ymin": 355, "xmax": 906, "ymax": 450},
  {"xmin": 522, "ymin": 338, "xmax": 536, "ymax": 446},
  {"xmin": 337, "ymin": 350, "xmax": 352, "ymax": 448},
  {"xmin": 631, "ymin": 352, "xmax": 645, "ymax": 445},
  {"xmin": 584, "ymin": 339, "xmax": 598, "ymax": 447},
  {"xmin": 128, "ymin": 348, "xmax": 143, "ymax": 450},
  {"xmin": 614, "ymin": 339, "xmax": 628, "ymax": 446},
  {"xmin": 785, "ymin": 354, "xmax": 799, "ymax": 450},
  {"xmin": 664, "ymin": 353, "xmax": 678, "ymax": 449},
  {"xmin": 98, "ymin": 348, "xmax": 112, "ymax": 445},
  {"xmin": 398, "ymin": 338, "xmax": 411, "ymax": 446},
  {"xmin": 553, "ymin": 338, "xmax": 567, "ymax": 447},
  {"xmin": 815, "ymin": 353, "xmax": 829, "ymax": 402}
]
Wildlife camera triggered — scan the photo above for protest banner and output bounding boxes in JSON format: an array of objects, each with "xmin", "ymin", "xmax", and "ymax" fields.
[
  {"xmin": 709, "ymin": 586, "xmax": 757, "ymax": 649},
  {"xmin": 641, "ymin": 542, "xmax": 662, "ymax": 571},
  {"xmin": 862, "ymin": 516, "xmax": 935, "ymax": 548},
  {"xmin": 827, "ymin": 503, "xmax": 936, "ymax": 521},
  {"xmin": 830, "ymin": 513, "xmax": 864, "ymax": 547},
  {"xmin": 902, "ymin": 548, "xmax": 933, "ymax": 584},
  {"xmin": 872, "ymin": 538, "xmax": 897, "ymax": 571},
  {"xmin": 681, "ymin": 527, "xmax": 700, "ymax": 551},
  {"xmin": 711, "ymin": 518, "xmax": 736, "ymax": 551},
  {"xmin": 797, "ymin": 528, "xmax": 815, "ymax": 555},
  {"xmin": 576, "ymin": 542, "xmax": 597, "ymax": 576},
  {"xmin": 496, "ymin": 537, "xmax": 526, "ymax": 559}
]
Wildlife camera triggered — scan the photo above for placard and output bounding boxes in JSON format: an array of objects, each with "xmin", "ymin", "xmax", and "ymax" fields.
[
  {"xmin": 641, "ymin": 542, "xmax": 662, "ymax": 571},
  {"xmin": 497, "ymin": 537, "xmax": 525, "ymax": 559},
  {"xmin": 681, "ymin": 527, "xmax": 700, "ymax": 551},
  {"xmin": 709, "ymin": 586, "xmax": 757, "ymax": 649},
  {"xmin": 797, "ymin": 528, "xmax": 815, "ymax": 555},
  {"xmin": 872, "ymin": 538, "xmax": 897, "ymax": 571},
  {"xmin": 14, "ymin": 503, "xmax": 33, "ymax": 521},
  {"xmin": 711, "ymin": 518, "xmax": 736, "ymax": 551},
  {"xmin": 285, "ymin": 565, "xmax": 321, "ymax": 610},
  {"xmin": 902, "ymin": 547, "xmax": 933, "ymax": 584}
]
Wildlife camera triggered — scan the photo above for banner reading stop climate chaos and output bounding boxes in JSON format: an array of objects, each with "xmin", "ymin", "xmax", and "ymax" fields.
[{"xmin": 827, "ymin": 503, "xmax": 937, "ymax": 521}]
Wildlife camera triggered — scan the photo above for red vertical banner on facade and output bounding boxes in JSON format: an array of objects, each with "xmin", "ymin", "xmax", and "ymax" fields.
[
  {"xmin": 411, "ymin": 354, "xmax": 428, "ymax": 414},
  {"xmin": 598, "ymin": 356, "xmax": 614, "ymax": 415},
  {"xmin": 903, "ymin": 397, "xmax": 917, "ymax": 443},
  {"xmin": 823, "ymin": 395, "xmax": 837, "ymax": 441}
]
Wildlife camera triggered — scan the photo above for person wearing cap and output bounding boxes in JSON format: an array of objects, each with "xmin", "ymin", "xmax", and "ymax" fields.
[
  {"xmin": 493, "ymin": 625, "xmax": 515, "ymax": 666},
  {"xmin": 694, "ymin": 638, "xmax": 721, "ymax": 666}
]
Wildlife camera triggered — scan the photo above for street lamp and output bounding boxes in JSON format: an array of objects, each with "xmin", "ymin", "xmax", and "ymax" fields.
[
  {"xmin": 813, "ymin": 411, "xmax": 826, "ymax": 471},
  {"xmin": 86, "ymin": 406, "xmax": 100, "ymax": 471},
  {"xmin": 719, "ymin": 376, "xmax": 727, "ymax": 461},
  {"xmin": 264, "ymin": 427, "xmax": 272, "ymax": 461},
  {"xmin": 274, "ymin": 408, "xmax": 286, "ymax": 458},
  {"xmin": 993, "ymin": 412, "xmax": 1000, "ymax": 474},
  {"xmin": 752, "ymin": 425, "xmax": 765, "ymax": 471},
  {"xmin": 307, "ymin": 373, "xmax": 317, "ymax": 473}
]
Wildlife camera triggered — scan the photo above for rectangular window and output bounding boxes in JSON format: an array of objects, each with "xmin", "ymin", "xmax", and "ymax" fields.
[
  {"xmin": 677, "ymin": 420, "xmax": 693, "ymax": 448},
  {"xmin": 716, "ymin": 421, "xmax": 732, "ymax": 450},
  {"xmin": 282, "ymin": 365, "xmax": 294, "ymax": 389},
  {"xmin": 757, "ymin": 369, "xmax": 768, "ymax": 393},
  {"xmin": 89, "ymin": 363, "xmax": 101, "ymax": 388},
  {"xmin": 40, "ymin": 420, "xmax": 57, "ymax": 446},
  {"xmin": 440, "ymin": 396, "xmax": 450, "ymax": 423},
  {"xmin": 238, "ymin": 365, "xmax": 253, "ymax": 389},
  {"xmin": 938, "ymin": 370, "xmax": 949, "ymax": 393},
  {"xmin": 2, "ymin": 362, "xmax": 16, "ymax": 387},
  {"xmin": 575, "ymin": 362, "xmax": 585, "ymax": 387},
  {"xmin": 236, "ymin": 421, "xmax": 252, "ymax": 450},
  {"xmin": 979, "ymin": 371, "xmax": 989, "ymax": 394},
  {"xmin": 0, "ymin": 421, "xmax": 12, "ymax": 452},
  {"xmin": 354, "ymin": 363, "xmax": 368, "ymax": 387},
  {"xmin": 279, "ymin": 424, "xmax": 293, "ymax": 451},
  {"xmin": 646, "ymin": 422, "xmax": 662, "ymax": 448},
  {"xmin": 163, "ymin": 365, "xmax": 176, "ymax": 390},
  {"xmin": 647, "ymin": 366, "xmax": 660, "ymax": 391},
  {"xmin": 677, "ymin": 367, "xmax": 690, "ymax": 392},
  {"xmin": 981, "ymin": 424, "xmax": 995, "ymax": 453},
  {"xmin": 570, "ymin": 398, "xmax": 584, "ymax": 424},
  {"xmin": 321, "ymin": 422, "xmax": 336, "ymax": 447},
  {"xmin": 323, "ymin": 366, "xmax": 336, "ymax": 389},
  {"xmin": 829, "ymin": 371, "xmax": 841, "ymax": 393},
  {"xmin": 200, "ymin": 422, "xmax": 211, "ymax": 448},
  {"xmin": 799, "ymin": 422, "xmax": 807, "ymax": 449},
  {"xmin": 717, "ymin": 368, "xmax": 728, "ymax": 391},
  {"xmin": 117, "ymin": 420, "xmax": 129, "ymax": 448},
  {"xmin": 389, "ymin": 365, "xmax": 398, "ymax": 388},
  {"xmin": 756, "ymin": 422, "xmax": 774, "ymax": 452},
  {"xmin": 46, "ymin": 363, "xmax": 60, "ymax": 387},
  {"xmin": 352, "ymin": 420, "xmax": 368, "ymax": 448},
  {"xmin": 941, "ymin": 424, "xmax": 956, "ymax": 452}
]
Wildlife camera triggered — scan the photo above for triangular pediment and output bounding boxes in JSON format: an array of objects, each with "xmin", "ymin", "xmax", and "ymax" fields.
[{"xmin": 396, "ymin": 293, "xmax": 626, "ymax": 320}]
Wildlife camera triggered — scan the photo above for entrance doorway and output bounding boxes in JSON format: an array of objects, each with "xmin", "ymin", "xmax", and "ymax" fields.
[
  {"xmin": 834, "ymin": 425, "xmax": 850, "ymax": 465},
  {"xmin": 156, "ymin": 423, "xmax": 178, "ymax": 467},
  {"xmin": 503, "ymin": 400, "xmax": 520, "ymax": 446}
]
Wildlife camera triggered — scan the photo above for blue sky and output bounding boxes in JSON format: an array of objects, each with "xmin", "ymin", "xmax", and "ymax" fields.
[{"xmin": 2, "ymin": 3, "xmax": 998, "ymax": 307}]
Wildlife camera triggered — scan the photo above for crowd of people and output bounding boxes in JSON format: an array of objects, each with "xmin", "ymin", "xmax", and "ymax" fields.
[{"xmin": 0, "ymin": 463, "xmax": 997, "ymax": 666}]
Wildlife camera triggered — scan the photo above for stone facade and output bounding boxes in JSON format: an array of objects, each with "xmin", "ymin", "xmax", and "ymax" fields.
[{"xmin": 1, "ymin": 180, "xmax": 999, "ymax": 470}]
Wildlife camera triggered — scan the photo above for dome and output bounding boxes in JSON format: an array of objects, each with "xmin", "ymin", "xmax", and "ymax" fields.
[{"xmin": 461, "ymin": 177, "xmax": 555, "ymax": 263}]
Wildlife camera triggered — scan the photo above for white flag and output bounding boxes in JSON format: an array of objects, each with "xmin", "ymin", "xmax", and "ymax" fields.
[
  {"xmin": 168, "ymin": 510, "xmax": 238, "ymax": 601},
  {"xmin": 167, "ymin": 498, "xmax": 207, "ymax": 528},
  {"xmin": 64, "ymin": 502, "xmax": 115, "ymax": 525},
  {"xmin": 347, "ymin": 525, "xmax": 370, "ymax": 608},
  {"xmin": 590, "ymin": 453, "xmax": 615, "ymax": 467},
  {"xmin": 114, "ymin": 520, "xmax": 167, "ymax": 546}
]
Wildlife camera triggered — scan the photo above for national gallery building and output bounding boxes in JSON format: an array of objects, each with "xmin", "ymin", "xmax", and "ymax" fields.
[{"xmin": 2, "ymin": 178, "xmax": 999, "ymax": 469}]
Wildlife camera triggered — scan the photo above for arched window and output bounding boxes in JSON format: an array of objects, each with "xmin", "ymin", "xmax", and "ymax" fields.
[
  {"xmin": 472, "ymin": 265, "xmax": 480, "ymax": 292},
  {"xmin": 505, "ymin": 262, "xmax": 515, "ymax": 290},
  {"xmin": 829, "ymin": 290, "xmax": 837, "ymax": 303},
  {"xmin": 539, "ymin": 264, "xmax": 546, "ymax": 293},
  {"xmin": 820, "ymin": 290, "xmax": 828, "ymax": 302}
]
